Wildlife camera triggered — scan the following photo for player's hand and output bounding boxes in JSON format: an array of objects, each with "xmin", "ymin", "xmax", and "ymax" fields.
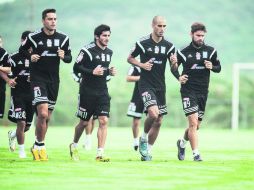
[
  {"xmin": 93, "ymin": 65, "xmax": 104, "ymax": 76},
  {"xmin": 8, "ymin": 77, "xmax": 17, "ymax": 88},
  {"xmin": 31, "ymin": 54, "xmax": 40, "ymax": 62},
  {"xmin": 179, "ymin": 74, "xmax": 188, "ymax": 84},
  {"xmin": 170, "ymin": 53, "xmax": 177, "ymax": 65},
  {"xmin": 109, "ymin": 66, "xmax": 116, "ymax": 76},
  {"xmin": 57, "ymin": 48, "xmax": 65, "ymax": 60},
  {"xmin": 142, "ymin": 58, "xmax": 154, "ymax": 71},
  {"xmin": 204, "ymin": 60, "xmax": 213, "ymax": 70}
]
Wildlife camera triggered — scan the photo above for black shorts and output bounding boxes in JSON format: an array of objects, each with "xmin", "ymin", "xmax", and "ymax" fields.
[
  {"xmin": 76, "ymin": 92, "xmax": 110, "ymax": 121},
  {"xmin": 181, "ymin": 89, "xmax": 208, "ymax": 121},
  {"xmin": 31, "ymin": 81, "xmax": 59, "ymax": 110},
  {"xmin": 139, "ymin": 88, "xmax": 167, "ymax": 115},
  {"xmin": 127, "ymin": 95, "xmax": 144, "ymax": 118},
  {"xmin": 0, "ymin": 91, "xmax": 5, "ymax": 118},
  {"xmin": 8, "ymin": 95, "xmax": 34, "ymax": 126}
]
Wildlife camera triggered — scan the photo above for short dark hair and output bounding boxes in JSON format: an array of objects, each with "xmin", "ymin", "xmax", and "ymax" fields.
[
  {"xmin": 191, "ymin": 22, "xmax": 207, "ymax": 33},
  {"xmin": 42, "ymin": 8, "xmax": 56, "ymax": 20},
  {"xmin": 94, "ymin": 24, "xmax": 111, "ymax": 37},
  {"xmin": 21, "ymin": 31, "xmax": 31, "ymax": 40}
]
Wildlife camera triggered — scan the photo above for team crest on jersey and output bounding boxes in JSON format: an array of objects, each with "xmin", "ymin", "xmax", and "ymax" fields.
[
  {"xmin": 106, "ymin": 54, "xmax": 110, "ymax": 61},
  {"xmin": 54, "ymin": 39, "xmax": 60, "ymax": 46},
  {"xmin": 47, "ymin": 39, "xmax": 52, "ymax": 47},
  {"xmin": 202, "ymin": 51, "xmax": 208, "ymax": 58},
  {"xmin": 25, "ymin": 59, "xmax": 29, "ymax": 67},
  {"xmin": 196, "ymin": 52, "xmax": 201, "ymax": 60},
  {"xmin": 76, "ymin": 52, "xmax": 84, "ymax": 63},
  {"xmin": 101, "ymin": 54, "xmax": 105, "ymax": 62},
  {"xmin": 154, "ymin": 46, "xmax": 159, "ymax": 54},
  {"xmin": 161, "ymin": 46, "xmax": 166, "ymax": 54}
]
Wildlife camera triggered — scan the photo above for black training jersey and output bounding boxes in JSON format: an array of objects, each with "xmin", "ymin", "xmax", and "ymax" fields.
[
  {"xmin": 0, "ymin": 47, "xmax": 9, "ymax": 92},
  {"xmin": 127, "ymin": 66, "xmax": 141, "ymax": 101},
  {"xmin": 19, "ymin": 28, "xmax": 72, "ymax": 83},
  {"xmin": 8, "ymin": 51, "xmax": 32, "ymax": 96},
  {"xmin": 174, "ymin": 42, "xmax": 221, "ymax": 93},
  {"xmin": 74, "ymin": 42, "xmax": 113, "ymax": 95},
  {"xmin": 130, "ymin": 34, "xmax": 175, "ymax": 91}
]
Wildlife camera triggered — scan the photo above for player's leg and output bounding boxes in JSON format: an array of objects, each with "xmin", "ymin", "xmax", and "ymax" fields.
[
  {"xmin": 16, "ymin": 120, "xmax": 27, "ymax": 158},
  {"xmin": 83, "ymin": 117, "xmax": 94, "ymax": 150},
  {"xmin": 132, "ymin": 117, "xmax": 140, "ymax": 150}
]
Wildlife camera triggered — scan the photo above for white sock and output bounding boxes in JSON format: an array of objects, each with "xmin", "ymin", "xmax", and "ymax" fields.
[
  {"xmin": 19, "ymin": 144, "xmax": 25, "ymax": 152},
  {"xmin": 133, "ymin": 138, "xmax": 139, "ymax": 146},
  {"xmin": 148, "ymin": 143, "xmax": 152, "ymax": 154},
  {"xmin": 180, "ymin": 138, "xmax": 187, "ymax": 148},
  {"xmin": 85, "ymin": 135, "xmax": 92, "ymax": 143},
  {"xmin": 193, "ymin": 149, "xmax": 199, "ymax": 156},
  {"xmin": 97, "ymin": 148, "xmax": 104, "ymax": 157},
  {"xmin": 73, "ymin": 143, "xmax": 78, "ymax": 148},
  {"xmin": 11, "ymin": 131, "xmax": 16, "ymax": 138},
  {"xmin": 141, "ymin": 132, "xmax": 148, "ymax": 140}
]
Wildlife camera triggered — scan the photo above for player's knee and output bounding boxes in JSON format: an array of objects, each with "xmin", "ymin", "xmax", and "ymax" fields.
[
  {"xmin": 189, "ymin": 120, "xmax": 198, "ymax": 130},
  {"xmin": 79, "ymin": 120, "xmax": 88, "ymax": 128},
  {"xmin": 38, "ymin": 110, "xmax": 48, "ymax": 121},
  {"xmin": 98, "ymin": 117, "xmax": 108, "ymax": 126}
]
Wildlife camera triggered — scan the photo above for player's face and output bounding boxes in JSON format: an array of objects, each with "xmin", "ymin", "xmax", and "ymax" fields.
[
  {"xmin": 153, "ymin": 19, "xmax": 166, "ymax": 38},
  {"xmin": 43, "ymin": 13, "xmax": 57, "ymax": 31},
  {"xmin": 97, "ymin": 31, "xmax": 111, "ymax": 47},
  {"xmin": 191, "ymin": 30, "xmax": 205, "ymax": 47}
]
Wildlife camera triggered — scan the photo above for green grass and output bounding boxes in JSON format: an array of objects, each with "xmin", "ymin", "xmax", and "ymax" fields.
[{"xmin": 0, "ymin": 127, "xmax": 253, "ymax": 190}]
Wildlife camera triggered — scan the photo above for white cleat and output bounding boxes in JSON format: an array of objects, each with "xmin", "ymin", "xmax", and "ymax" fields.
[
  {"xmin": 19, "ymin": 151, "xmax": 27, "ymax": 159},
  {"xmin": 8, "ymin": 131, "xmax": 16, "ymax": 152}
]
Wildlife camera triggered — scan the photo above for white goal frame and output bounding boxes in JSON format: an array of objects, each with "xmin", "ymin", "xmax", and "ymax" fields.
[{"xmin": 232, "ymin": 63, "xmax": 254, "ymax": 130}]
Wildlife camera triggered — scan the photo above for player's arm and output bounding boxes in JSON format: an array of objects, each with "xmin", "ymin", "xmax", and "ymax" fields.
[
  {"xmin": 171, "ymin": 50, "xmax": 188, "ymax": 84},
  {"xmin": 207, "ymin": 50, "xmax": 221, "ymax": 73},
  {"xmin": 73, "ymin": 49, "xmax": 95, "ymax": 75},
  {"xmin": 0, "ymin": 66, "xmax": 10, "ymax": 74},
  {"xmin": 126, "ymin": 66, "xmax": 140, "ymax": 82},
  {"xmin": 58, "ymin": 37, "xmax": 72, "ymax": 63},
  {"xmin": 127, "ymin": 42, "xmax": 153, "ymax": 71},
  {"xmin": 19, "ymin": 34, "xmax": 34, "ymax": 61}
]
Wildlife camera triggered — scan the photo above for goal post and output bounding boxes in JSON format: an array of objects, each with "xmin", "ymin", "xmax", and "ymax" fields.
[{"xmin": 232, "ymin": 63, "xmax": 254, "ymax": 130}]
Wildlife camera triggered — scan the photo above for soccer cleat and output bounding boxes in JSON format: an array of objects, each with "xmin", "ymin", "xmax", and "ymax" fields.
[
  {"xmin": 19, "ymin": 151, "xmax": 27, "ymax": 159},
  {"xmin": 69, "ymin": 143, "xmax": 79, "ymax": 161},
  {"xmin": 8, "ymin": 130, "xmax": 16, "ymax": 152},
  {"xmin": 139, "ymin": 137, "xmax": 148, "ymax": 157},
  {"xmin": 193, "ymin": 154, "xmax": 203, "ymax": 162},
  {"xmin": 39, "ymin": 148, "xmax": 48, "ymax": 161},
  {"xmin": 141, "ymin": 155, "xmax": 152, "ymax": 161},
  {"xmin": 96, "ymin": 156, "xmax": 110, "ymax": 162},
  {"xmin": 31, "ymin": 146, "xmax": 40, "ymax": 161},
  {"xmin": 134, "ymin": 145, "xmax": 138, "ymax": 151},
  {"xmin": 177, "ymin": 139, "xmax": 185, "ymax": 161}
]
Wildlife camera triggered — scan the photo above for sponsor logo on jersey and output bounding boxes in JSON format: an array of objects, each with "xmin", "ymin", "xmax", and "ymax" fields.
[
  {"xmin": 196, "ymin": 52, "xmax": 201, "ymax": 60},
  {"xmin": 154, "ymin": 46, "xmax": 159, "ymax": 54},
  {"xmin": 54, "ymin": 39, "xmax": 60, "ymax": 46},
  {"xmin": 161, "ymin": 46, "xmax": 166, "ymax": 54},
  {"xmin": 18, "ymin": 70, "xmax": 29, "ymax": 76},
  {"xmin": 38, "ymin": 41, "xmax": 43, "ymax": 45},
  {"xmin": 101, "ymin": 111, "xmax": 108, "ymax": 114},
  {"xmin": 47, "ymin": 39, "xmax": 52, "ymax": 47},
  {"xmin": 203, "ymin": 51, "xmax": 208, "ymax": 58},
  {"xmin": 41, "ymin": 51, "xmax": 57, "ymax": 57},
  {"xmin": 191, "ymin": 64, "xmax": 205, "ymax": 70}
]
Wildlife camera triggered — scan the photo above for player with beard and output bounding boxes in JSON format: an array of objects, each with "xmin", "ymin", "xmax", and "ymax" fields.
[
  {"xmin": 171, "ymin": 22, "xmax": 221, "ymax": 161},
  {"xmin": 69, "ymin": 24, "xmax": 116, "ymax": 162}
]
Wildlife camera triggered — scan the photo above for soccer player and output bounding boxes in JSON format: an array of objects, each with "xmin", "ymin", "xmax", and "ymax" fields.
[
  {"xmin": 19, "ymin": 9, "xmax": 72, "ymax": 161},
  {"xmin": 7, "ymin": 31, "xmax": 34, "ymax": 158},
  {"xmin": 127, "ymin": 16, "xmax": 176, "ymax": 161},
  {"xmin": 126, "ymin": 65, "xmax": 143, "ymax": 151},
  {"xmin": 171, "ymin": 22, "xmax": 221, "ymax": 161},
  {"xmin": 0, "ymin": 36, "xmax": 10, "ymax": 120},
  {"xmin": 69, "ymin": 24, "xmax": 116, "ymax": 162}
]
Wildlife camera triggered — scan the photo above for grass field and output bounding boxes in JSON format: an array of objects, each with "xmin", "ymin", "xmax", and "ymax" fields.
[{"xmin": 0, "ymin": 126, "xmax": 253, "ymax": 190}]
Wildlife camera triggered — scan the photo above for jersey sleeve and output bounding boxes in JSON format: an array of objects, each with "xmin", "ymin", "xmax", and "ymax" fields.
[
  {"xmin": 61, "ymin": 36, "xmax": 72, "ymax": 63},
  {"xmin": 210, "ymin": 49, "xmax": 221, "ymax": 73},
  {"xmin": 19, "ymin": 34, "xmax": 34, "ymax": 59},
  {"xmin": 73, "ymin": 49, "xmax": 93, "ymax": 75},
  {"xmin": 130, "ymin": 42, "xmax": 143, "ymax": 58},
  {"xmin": 0, "ymin": 48, "xmax": 10, "ymax": 67}
]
